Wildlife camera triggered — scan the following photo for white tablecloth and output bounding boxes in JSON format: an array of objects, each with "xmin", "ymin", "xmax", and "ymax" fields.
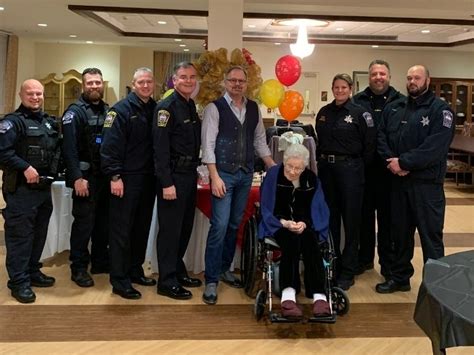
[{"xmin": 41, "ymin": 181, "xmax": 227, "ymax": 274}]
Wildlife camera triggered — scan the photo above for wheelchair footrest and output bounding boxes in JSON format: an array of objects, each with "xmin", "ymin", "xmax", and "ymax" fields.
[
  {"xmin": 308, "ymin": 314, "xmax": 336, "ymax": 324},
  {"xmin": 269, "ymin": 312, "xmax": 303, "ymax": 323}
]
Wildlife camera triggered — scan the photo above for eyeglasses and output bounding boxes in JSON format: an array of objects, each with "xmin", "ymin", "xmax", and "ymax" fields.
[
  {"xmin": 284, "ymin": 164, "xmax": 304, "ymax": 173},
  {"xmin": 226, "ymin": 78, "xmax": 247, "ymax": 85}
]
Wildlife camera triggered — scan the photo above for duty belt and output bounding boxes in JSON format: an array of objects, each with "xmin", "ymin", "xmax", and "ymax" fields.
[{"xmin": 320, "ymin": 154, "xmax": 359, "ymax": 163}]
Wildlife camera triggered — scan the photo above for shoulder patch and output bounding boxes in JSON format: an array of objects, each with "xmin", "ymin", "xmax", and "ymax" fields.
[
  {"xmin": 362, "ymin": 112, "xmax": 374, "ymax": 127},
  {"xmin": 157, "ymin": 110, "xmax": 170, "ymax": 127},
  {"xmin": 62, "ymin": 111, "xmax": 75, "ymax": 125},
  {"xmin": 442, "ymin": 110, "xmax": 453, "ymax": 129},
  {"xmin": 0, "ymin": 120, "xmax": 13, "ymax": 134},
  {"xmin": 104, "ymin": 111, "xmax": 117, "ymax": 128}
]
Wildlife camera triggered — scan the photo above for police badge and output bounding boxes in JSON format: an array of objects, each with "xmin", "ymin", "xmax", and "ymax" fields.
[{"xmin": 157, "ymin": 110, "xmax": 170, "ymax": 127}]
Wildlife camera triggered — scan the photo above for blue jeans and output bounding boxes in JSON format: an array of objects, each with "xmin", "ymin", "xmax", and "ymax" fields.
[{"xmin": 204, "ymin": 169, "xmax": 253, "ymax": 284}]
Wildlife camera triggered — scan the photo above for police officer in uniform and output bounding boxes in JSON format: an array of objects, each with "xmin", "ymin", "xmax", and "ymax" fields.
[
  {"xmin": 0, "ymin": 79, "xmax": 60, "ymax": 303},
  {"xmin": 100, "ymin": 68, "xmax": 157, "ymax": 300},
  {"xmin": 153, "ymin": 62, "xmax": 202, "ymax": 300},
  {"xmin": 315, "ymin": 73, "xmax": 376, "ymax": 290},
  {"xmin": 352, "ymin": 60, "xmax": 404, "ymax": 277},
  {"xmin": 62, "ymin": 68, "xmax": 110, "ymax": 287},
  {"xmin": 376, "ymin": 65, "xmax": 455, "ymax": 293}
]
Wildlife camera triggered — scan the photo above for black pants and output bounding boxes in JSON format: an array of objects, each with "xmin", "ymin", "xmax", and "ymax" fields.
[
  {"xmin": 389, "ymin": 177, "xmax": 445, "ymax": 284},
  {"xmin": 3, "ymin": 185, "xmax": 52, "ymax": 290},
  {"xmin": 69, "ymin": 174, "xmax": 109, "ymax": 272},
  {"xmin": 318, "ymin": 158, "xmax": 364, "ymax": 280},
  {"xmin": 108, "ymin": 174, "xmax": 155, "ymax": 290},
  {"xmin": 274, "ymin": 228, "xmax": 326, "ymax": 297},
  {"xmin": 359, "ymin": 162, "xmax": 393, "ymax": 278},
  {"xmin": 156, "ymin": 172, "xmax": 197, "ymax": 288}
]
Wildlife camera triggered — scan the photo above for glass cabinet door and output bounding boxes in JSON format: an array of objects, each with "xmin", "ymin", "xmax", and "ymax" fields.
[
  {"xmin": 440, "ymin": 83, "xmax": 453, "ymax": 108},
  {"xmin": 456, "ymin": 84, "xmax": 468, "ymax": 126},
  {"xmin": 43, "ymin": 81, "xmax": 61, "ymax": 117},
  {"xmin": 63, "ymin": 78, "xmax": 82, "ymax": 111}
]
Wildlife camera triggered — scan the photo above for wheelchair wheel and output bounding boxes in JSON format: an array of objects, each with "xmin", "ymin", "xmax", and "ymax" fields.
[
  {"xmin": 240, "ymin": 215, "xmax": 259, "ymax": 297},
  {"xmin": 254, "ymin": 289, "xmax": 267, "ymax": 321},
  {"xmin": 331, "ymin": 286, "xmax": 350, "ymax": 315}
]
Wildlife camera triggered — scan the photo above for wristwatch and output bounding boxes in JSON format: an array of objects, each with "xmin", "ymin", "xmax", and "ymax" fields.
[{"xmin": 111, "ymin": 174, "xmax": 121, "ymax": 182}]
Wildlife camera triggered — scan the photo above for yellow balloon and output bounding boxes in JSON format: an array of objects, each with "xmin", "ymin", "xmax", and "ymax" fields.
[
  {"xmin": 260, "ymin": 79, "xmax": 285, "ymax": 109},
  {"xmin": 162, "ymin": 88, "xmax": 174, "ymax": 99}
]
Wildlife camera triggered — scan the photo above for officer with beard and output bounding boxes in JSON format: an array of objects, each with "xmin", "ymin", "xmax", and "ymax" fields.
[
  {"xmin": 377, "ymin": 65, "xmax": 455, "ymax": 293},
  {"xmin": 0, "ymin": 79, "xmax": 60, "ymax": 303},
  {"xmin": 62, "ymin": 68, "xmax": 110, "ymax": 287}
]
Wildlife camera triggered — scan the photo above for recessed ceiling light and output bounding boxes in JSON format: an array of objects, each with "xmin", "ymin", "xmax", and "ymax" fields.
[
  {"xmin": 157, "ymin": 21, "xmax": 167, "ymax": 25},
  {"xmin": 248, "ymin": 24, "xmax": 256, "ymax": 28},
  {"xmin": 336, "ymin": 27, "xmax": 344, "ymax": 31},
  {"xmin": 174, "ymin": 39, "xmax": 182, "ymax": 42},
  {"xmin": 183, "ymin": 48, "xmax": 190, "ymax": 52},
  {"xmin": 179, "ymin": 44, "xmax": 186, "ymax": 47},
  {"xmin": 86, "ymin": 41, "xmax": 94, "ymax": 44},
  {"xmin": 372, "ymin": 45, "xmax": 379, "ymax": 48},
  {"xmin": 69, "ymin": 34, "xmax": 77, "ymax": 38},
  {"xmin": 274, "ymin": 19, "xmax": 328, "ymax": 27},
  {"xmin": 37, "ymin": 23, "xmax": 48, "ymax": 27},
  {"xmin": 0, "ymin": 7, "xmax": 5, "ymax": 11},
  {"xmin": 275, "ymin": 42, "xmax": 281, "ymax": 45},
  {"xmin": 421, "ymin": 29, "xmax": 430, "ymax": 34}
]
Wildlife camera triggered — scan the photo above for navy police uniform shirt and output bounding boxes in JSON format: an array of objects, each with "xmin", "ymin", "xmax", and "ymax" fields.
[
  {"xmin": 61, "ymin": 95, "xmax": 108, "ymax": 185},
  {"xmin": 0, "ymin": 105, "xmax": 58, "ymax": 173},
  {"xmin": 315, "ymin": 99, "xmax": 376, "ymax": 164},
  {"xmin": 377, "ymin": 90, "xmax": 455, "ymax": 183},
  {"xmin": 100, "ymin": 92, "xmax": 156, "ymax": 177},
  {"xmin": 153, "ymin": 90, "xmax": 201, "ymax": 188}
]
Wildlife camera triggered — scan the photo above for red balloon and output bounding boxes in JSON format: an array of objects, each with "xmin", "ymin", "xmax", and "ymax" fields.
[
  {"xmin": 275, "ymin": 55, "xmax": 302, "ymax": 87},
  {"xmin": 279, "ymin": 90, "xmax": 304, "ymax": 121}
]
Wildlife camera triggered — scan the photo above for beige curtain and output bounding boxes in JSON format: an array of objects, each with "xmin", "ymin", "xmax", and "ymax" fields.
[
  {"xmin": 3, "ymin": 35, "xmax": 18, "ymax": 113},
  {"xmin": 154, "ymin": 51, "xmax": 172, "ymax": 99}
]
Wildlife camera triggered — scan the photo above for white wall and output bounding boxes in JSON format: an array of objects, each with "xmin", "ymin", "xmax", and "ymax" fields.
[
  {"xmin": 247, "ymin": 43, "xmax": 474, "ymax": 116},
  {"xmin": 15, "ymin": 38, "xmax": 36, "ymax": 108}
]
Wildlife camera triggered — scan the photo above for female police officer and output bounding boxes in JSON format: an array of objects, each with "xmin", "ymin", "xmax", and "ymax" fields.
[{"xmin": 315, "ymin": 73, "xmax": 376, "ymax": 290}]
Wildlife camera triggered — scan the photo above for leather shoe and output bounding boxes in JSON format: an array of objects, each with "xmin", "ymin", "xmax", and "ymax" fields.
[
  {"xmin": 220, "ymin": 271, "xmax": 243, "ymax": 288},
  {"xmin": 376, "ymin": 279, "xmax": 411, "ymax": 294},
  {"xmin": 30, "ymin": 272, "xmax": 55, "ymax": 287},
  {"xmin": 202, "ymin": 283, "xmax": 217, "ymax": 305},
  {"xmin": 178, "ymin": 276, "xmax": 202, "ymax": 288},
  {"xmin": 11, "ymin": 286, "xmax": 36, "ymax": 304},
  {"xmin": 354, "ymin": 262, "xmax": 374, "ymax": 275},
  {"xmin": 131, "ymin": 276, "xmax": 157, "ymax": 286},
  {"xmin": 281, "ymin": 300, "xmax": 303, "ymax": 319},
  {"xmin": 337, "ymin": 278, "xmax": 354, "ymax": 291},
  {"xmin": 71, "ymin": 270, "xmax": 94, "ymax": 287},
  {"xmin": 313, "ymin": 300, "xmax": 331, "ymax": 317},
  {"xmin": 112, "ymin": 287, "xmax": 142, "ymax": 300},
  {"xmin": 157, "ymin": 285, "xmax": 192, "ymax": 300}
]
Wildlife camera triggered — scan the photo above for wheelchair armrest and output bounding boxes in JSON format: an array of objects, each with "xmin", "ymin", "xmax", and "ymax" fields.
[{"xmin": 264, "ymin": 237, "xmax": 280, "ymax": 249}]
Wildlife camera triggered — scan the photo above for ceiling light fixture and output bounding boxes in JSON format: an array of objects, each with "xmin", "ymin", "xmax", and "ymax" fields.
[
  {"xmin": 69, "ymin": 34, "xmax": 77, "ymax": 38},
  {"xmin": 275, "ymin": 42, "xmax": 281, "ymax": 45},
  {"xmin": 290, "ymin": 24, "xmax": 315, "ymax": 59},
  {"xmin": 0, "ymin": 7, "xmax": 5, "ymax": 11},
  {"xmin": 372, "ymin": 45, "xmax": 379, "ymax": 48},
  {"xmin": 183, "ymin": 48, "xmax": 190, "ymax": 52},
  {"xmin": 174, "ymin": 38, "xmax": 182, "ymax": 42},
  {"xmin": 86, "ymin": 41, "xmax": 94, "ymax": 44},
  {"xmin": 179, "ymin": 44, "xmax": 186, "ymax": 47},
  {"xmin": 248, "ymin": 24, "xmax": 256, "ymax": 28},
  {"xmin": 336, "ymin": 27, "xmax": 344, "ymax": 31},
  {"xmin": 157, "ymin": 21, "xmax": 167, "ymax": 25},
  {"xmin": 37, "ymin": 23, "xmax": 48, "ymax": 27},
  {"xmin": 421, "ymin": 29, "xmax": 430, "ymax": 34}
]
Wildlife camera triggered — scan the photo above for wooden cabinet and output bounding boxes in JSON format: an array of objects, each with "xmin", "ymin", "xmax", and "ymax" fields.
[
  {"xmin": 40, "ymin": 69, "xmax": 108, "ymax": 118},
  {"xmin": 429, "ymin": 78, "xmax": 474, "ymax": 128}
]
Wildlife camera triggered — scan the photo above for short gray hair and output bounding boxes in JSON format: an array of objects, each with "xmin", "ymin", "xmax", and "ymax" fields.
[
  {"xmin": 132, "ymin": 67, "xmax": 153, "ymax": 82},
  {"xmin": 283, "ymin": 144, "xmax": 310, "ymax": 167}
]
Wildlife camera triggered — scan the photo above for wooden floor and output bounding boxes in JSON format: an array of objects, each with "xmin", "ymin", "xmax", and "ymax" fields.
[{"xmin": 0, "ymin": 181, "xmax": 473, "ymax": 354}]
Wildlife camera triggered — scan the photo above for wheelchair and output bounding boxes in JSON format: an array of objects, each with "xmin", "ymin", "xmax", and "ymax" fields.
[{"xmin": 240, "ymin": 205, "xmax": 350, "ymax": 323}]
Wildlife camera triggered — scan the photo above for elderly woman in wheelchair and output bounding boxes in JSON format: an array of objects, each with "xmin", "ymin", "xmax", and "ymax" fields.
[{"xmin": 258, "ymin": 143, "xmax": 333, "ymax": 320}]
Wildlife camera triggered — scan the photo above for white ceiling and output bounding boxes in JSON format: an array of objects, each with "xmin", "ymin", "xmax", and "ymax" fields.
[{"xmin": 0, "ymin": 0, "xmax": 473, "ymax": 52}]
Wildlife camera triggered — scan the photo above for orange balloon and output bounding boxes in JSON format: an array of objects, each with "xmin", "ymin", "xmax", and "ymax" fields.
[{"xmin": 279, "ymin": 90, "xmax": 304, "ymax": 121}]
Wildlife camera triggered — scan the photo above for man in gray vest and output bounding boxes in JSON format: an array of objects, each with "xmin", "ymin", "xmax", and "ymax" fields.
[
  {"xmin": 201, "ymin": 66, "xmax": 275, "ymax": 305},
  {"xmin": 62, "ymin": 68, "xmax": 110, "ymax": 288}
]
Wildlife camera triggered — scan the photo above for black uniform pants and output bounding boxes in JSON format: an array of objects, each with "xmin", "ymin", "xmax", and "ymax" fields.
[
  {"xmin": 274, "ymin": 228, "xmax": 326, "ymax": 297},
  {"xmin": 318, "ymin": 157, "xmax": 364, "ymax": 280},
  {"xmin": 108, "ymin": 174, "xmax": 155, "ymax": 290},
  {"xmin": 3, "ymin": 185, "xmax": 53, "ymax": 290},
  {"xmin": 389, "ymin": 177, "xmax": 445, "ymax": 284},
  {"xmin": 69, "ymin": 174, "xmax": 109, "ymax": 272},
  {"xmin": 156, "ymin": 171, "xmax": 197, "ymax": 288},
  {"xmin": 359, "ymin": 162, "xmax": 393, "ymax": 277}
]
